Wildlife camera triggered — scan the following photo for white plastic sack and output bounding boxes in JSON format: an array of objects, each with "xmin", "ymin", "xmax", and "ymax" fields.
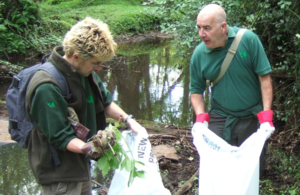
[
  {"xmin": 192, "ymin": 124, "xmax": 274, "ymax": 195},
  {"xmin": 108, "ymin": 128, "xmax": 171, "ymax": 195}
]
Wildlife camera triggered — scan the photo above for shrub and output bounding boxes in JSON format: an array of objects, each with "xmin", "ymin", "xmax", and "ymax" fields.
[
  {"xmin": 0, "ymin": 0, "xmax": 40, "ymax": 56},
  {"xmin": 110, "ymin": 12, "xmax": 159, "ymax": 35}
]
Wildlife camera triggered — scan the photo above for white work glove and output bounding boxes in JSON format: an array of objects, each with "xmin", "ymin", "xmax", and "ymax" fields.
[
  {"xmin": 257, "ymin": 110, "xmax": 275, "ymax": 140},
  {"xmin": 192, "ymin": 113, "xmax": 210, "ymax": 137}
]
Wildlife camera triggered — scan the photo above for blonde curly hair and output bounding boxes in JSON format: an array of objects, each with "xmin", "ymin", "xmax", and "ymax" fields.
[{"xmin": 63, "ymin": 17, "xmax": 117, "ymax": 61}]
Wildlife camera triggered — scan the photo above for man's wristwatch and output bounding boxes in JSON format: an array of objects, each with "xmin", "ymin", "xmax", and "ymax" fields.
[{"xmin": 125, "ymin": 114, "xmax": 135, "ymax": 125}]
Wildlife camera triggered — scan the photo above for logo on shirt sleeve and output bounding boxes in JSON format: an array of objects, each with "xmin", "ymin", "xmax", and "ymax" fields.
[
  {"xmin": 87, "ymin": 95, "xmax": 94, "ymax": 103},
  {"xmin": 240, "ymin": 51, "xmax": 247, "ymax": 58},
  {"xmin": 47, "ymin": 101, "xmax": 55, "ymax": 107}
]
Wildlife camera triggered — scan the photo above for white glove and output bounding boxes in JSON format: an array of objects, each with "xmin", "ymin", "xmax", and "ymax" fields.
[
  {"xmin": 257, "ymin": 122, "xmax": 275, "ymax": 140},
  {"xmin": 192, "ymin": 113, "xmax": 210, "ymax": 137},
  {"xmin": 257, "ymin": 110, "xmax": 275, "ymax": 140}
]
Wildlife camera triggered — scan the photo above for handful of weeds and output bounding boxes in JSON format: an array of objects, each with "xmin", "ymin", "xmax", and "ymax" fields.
[{"xmin": 95, "ymin": 122, "xmax": 145, "ymax": 186}]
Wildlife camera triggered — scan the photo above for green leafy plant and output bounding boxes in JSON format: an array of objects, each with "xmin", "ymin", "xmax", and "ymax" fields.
[
  {"xmin": 0, "ymin": 0, "xmax": 41, "ymax": 56},
  {"xmin": 175, "ymin": 145, "xmax": 181, "ymax": 150},
  {"xmin": 97, "ymin": 123, "xmax": 145, "ymax": 186}
]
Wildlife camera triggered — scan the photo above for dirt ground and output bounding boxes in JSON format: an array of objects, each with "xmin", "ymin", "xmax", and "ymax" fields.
[{"xmin": 149, "ymin": 128, "xmax": 200, "ymax": 195}]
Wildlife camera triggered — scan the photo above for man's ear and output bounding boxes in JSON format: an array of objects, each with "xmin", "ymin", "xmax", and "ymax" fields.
[
  {"xmin": 73, "ymin": 53, "xmax": 79, "ymax": 61},
  {"xmin": 221, "ymin": 22, "xmax": 227, "ymax": 33}
]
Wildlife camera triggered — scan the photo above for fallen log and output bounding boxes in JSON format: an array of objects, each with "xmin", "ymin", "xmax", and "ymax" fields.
[{"xmin": 175, "ymin": 169, "xmax": 199, "ymax": 195}]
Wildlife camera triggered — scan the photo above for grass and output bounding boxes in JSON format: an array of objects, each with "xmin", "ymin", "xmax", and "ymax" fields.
[{"xmin": 39, "ymin": 0, "xmax": 157, "ymax": 37}]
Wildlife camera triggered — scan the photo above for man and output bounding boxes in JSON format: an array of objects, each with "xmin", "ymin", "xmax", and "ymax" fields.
[
  {"xmin": 27, "ymin": 17, "xmax": 143, "ymax": 194},
  {"xmin": 190, "ymin": 4, "xmax": 274, "ymax": 171}
]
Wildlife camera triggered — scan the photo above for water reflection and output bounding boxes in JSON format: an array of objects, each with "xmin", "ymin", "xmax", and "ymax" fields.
[
  {"xmin": 99, "ymin": 41, "xmax": 193, "ymax": 127},
  {"xmin": 0, "ymin": 143, "xmax": 41, "ymax": 195},
  {"xmin": 0, "ymin": 143, "xmax": 110, "ymax": 195}
]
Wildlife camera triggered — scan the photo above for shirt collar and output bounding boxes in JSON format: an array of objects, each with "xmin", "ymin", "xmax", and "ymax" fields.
[{"xmin": 204, "ymin": 26, "xmax": 235, "ymax": 53}]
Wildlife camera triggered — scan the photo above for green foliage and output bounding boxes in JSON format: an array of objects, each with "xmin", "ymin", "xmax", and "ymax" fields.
[
  {"xmin": 0, "ymin": 0, "xmax": 40, "ymax": 55},
  {"xmin": 25, "ymin": 23, "xmax": 63, "ymax": 54},
  {"xmin": 144, "ymin": 0, "xmax": 203, "ymax": 48},
  {"xmin": 97, "ymin": 123, "xmax": 145, "ymax": 186},
  {"xmin": 48, "ymin": 0, "xmax": 63, "ymax": 5},
  {"xmin": 1, "ymin": 0, "xmax": 156, "ymax": 58},
  {"xmin": 110, "ymin": 11, "xmax": 159, "ymax": 35},
  {"xmin": 0, "ymin": 60, "xmax": 23, "ymax": 76},
  {"xmin": 43, "ymin": 0, "xmax": 143, "ymax": 7},
  {"xmin": 260, "ymin": 149, "xmax": 300, "ymax": 194},
  {"xmin": 40, "ymin": 2, "xmax": 159, "ymax": 37}
]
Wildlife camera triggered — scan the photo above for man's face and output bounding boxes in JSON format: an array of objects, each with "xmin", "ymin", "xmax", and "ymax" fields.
[
  {"xmin": 73, "ymin": 56, "xmax": 103, "ymax": 77},
  {"xmin": 196, "ymin": 13, "xmax": 226, "ymax": 49}
]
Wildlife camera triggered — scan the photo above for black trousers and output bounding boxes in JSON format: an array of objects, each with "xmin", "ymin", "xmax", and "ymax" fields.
[{"xmin": 208, "ymin": 112, "xmax": 268, "ymax": 174}]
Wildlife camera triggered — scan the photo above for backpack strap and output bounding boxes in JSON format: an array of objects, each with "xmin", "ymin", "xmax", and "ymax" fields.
[
  {"xmin": 213, "ymin": 29, "xmax": 247, "ymax": 86},
  {"xmin": 39, "ymin": 62, "xmax": 72, "ymax": 100}
]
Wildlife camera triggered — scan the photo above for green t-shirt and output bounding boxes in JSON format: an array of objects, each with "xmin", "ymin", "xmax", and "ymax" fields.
[
  {"xmin": 30, "ymin": 72, "xmax": 112, "ymax": 151},
  {"xmin": 190, "ymin": 26, "xmax": 272, "ymax": 114}
]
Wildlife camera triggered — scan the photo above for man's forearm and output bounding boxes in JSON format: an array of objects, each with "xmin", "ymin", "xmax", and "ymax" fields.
[
  {"xmin": 259, "ymin": 73, "xmax": 273, "ymax": 111},
  {"xmin": 190, "ymin": 93, "xmax": 206, "ymax": 115},
  {"xmin": 104, "ymin": 102, "xmax": 128, "ymax": 121}
]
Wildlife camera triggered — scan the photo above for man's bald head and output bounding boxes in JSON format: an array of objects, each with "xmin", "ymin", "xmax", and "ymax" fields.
[
  {"xmin": 196, "ymin": 4, "xmax": 228, "ymax": 49},
  {"xmin": 198, "ymin": 4, "xmax": 226, "ymax": 25}
]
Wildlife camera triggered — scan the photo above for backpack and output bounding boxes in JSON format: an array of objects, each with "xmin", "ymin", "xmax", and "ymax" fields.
[{"xmin": 6, "ymin": 61, "xmax": 71, "ymax": 148}]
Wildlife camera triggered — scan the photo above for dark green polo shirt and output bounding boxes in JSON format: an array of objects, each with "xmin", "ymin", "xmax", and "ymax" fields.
[{"xmin": 190, "ymin": 26, "xmax": 271, "ymax": 115}]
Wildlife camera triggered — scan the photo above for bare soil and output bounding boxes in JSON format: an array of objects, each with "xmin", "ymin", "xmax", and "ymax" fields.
[{"xmin": 149, "ymin": 127, "xmax": 199, "ymax": 195}]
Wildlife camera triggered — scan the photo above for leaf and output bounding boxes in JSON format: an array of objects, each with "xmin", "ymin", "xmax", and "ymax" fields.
[
  {"xmin": 128, "ymin": 170, "xmax": 134, "ymax": 187},
  {"xmin": 97, "ymin": 155, "xmax": 108, "ymax": 169},
  {"xmin": 101, "ymin": 163, "xmax": 110, "ymax": 177},
  {"xmin": 109, "ymin": 155, "xmax": 120, "ymax": 169},
  {"xmin": 135, "ymin": 170, "xmax": 146, "ymax": 179},
  {"xmin": 123, "ymin": 157, "xmax": 132, "ymax": 172},
  {"xmin": 120, "ymin": 156, "xmax": 127, "ymax": 170},
  {"xmin": 114, "ymin": 121, "xmax": 120, "ymax": 128},
  {"xmin": 98, "ymin": 155, "xmax": 111, "ymax": 177},
  {"xmin": 188, "ymin": 156, "xmax": 194, "ymax": 161},
  {"xmin": 135, "ymin": 160, "xmax": 145, "ymax": 166},
  {"xmin": 0, "ymin": 25, "xmax": 7, "ymax": 31},
  {"xmin": 115, "ymin": 130, "xmax": 123, "ymax": 141}
]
